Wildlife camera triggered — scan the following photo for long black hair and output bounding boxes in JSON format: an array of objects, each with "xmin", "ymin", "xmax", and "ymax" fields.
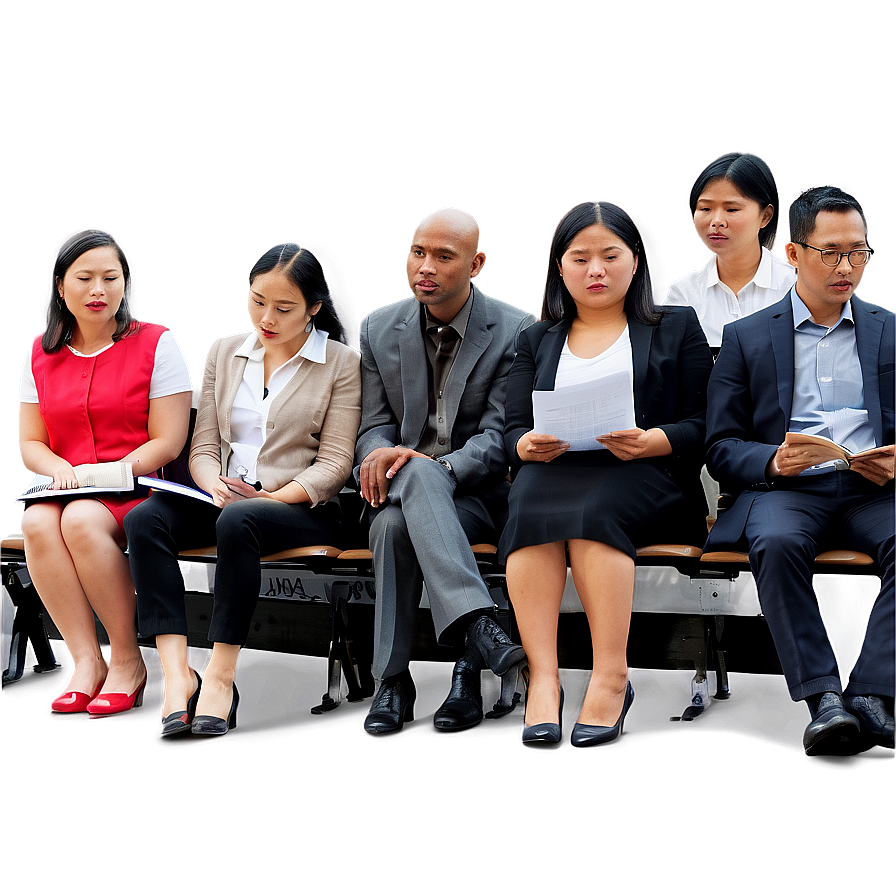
[
  {"xmin": 542, "ymin": 202, "xmax": 661, "ymax": 325},
  {"xmin": 43, "ymin": 230, "xmax": 135, "ymax": 353},
  {"xmin": 689, "ymin": 152, "xmax": 780, "ymax": 250},
  {"xmin": 249, "ymin": 244, "xmax": 346, "ymax": 344}
]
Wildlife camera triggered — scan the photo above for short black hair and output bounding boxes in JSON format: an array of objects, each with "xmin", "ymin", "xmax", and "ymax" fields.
[
  {"xmin": 541, "ymin": 202, "xmax": 661, "ymax": 326},
  {"xmin": 689, "ymin": 152, "xmax": 780, "ymax": 249},
  {"xmin": 789, "ymin": 186, "xmax": 868, "ymax": 246},
  {"xmin": 43, "ymin": 230, "xmax": 135, "ymax": 353},
  {"xmin": 249, "ymin": 244, "xmax": 346, "ymax": 344}
]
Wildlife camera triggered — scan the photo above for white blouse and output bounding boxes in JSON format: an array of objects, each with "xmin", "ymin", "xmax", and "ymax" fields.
[
  {"xmin": 227, "ymin": 326, "xmax": 329, "ymax": 481},
  {"xmin": 663, "ymin": 246, "xmax": 795, "ymax": 347}
]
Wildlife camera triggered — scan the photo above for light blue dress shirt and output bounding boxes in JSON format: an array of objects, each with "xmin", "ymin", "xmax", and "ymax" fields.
[{"xmin": 789, "ymin": 289, "xmax": 875, "ymax": 473}]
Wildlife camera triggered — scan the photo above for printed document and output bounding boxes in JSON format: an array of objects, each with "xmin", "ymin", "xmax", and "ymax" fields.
[{"xmin": 533, "ymin": 371, "xmax": 636, "ymax": 451}]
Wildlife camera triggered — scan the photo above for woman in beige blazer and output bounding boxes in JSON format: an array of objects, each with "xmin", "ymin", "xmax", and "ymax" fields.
[{"xmin": 124, "ymin": 244, "xmax": 361, "ymax": 737}]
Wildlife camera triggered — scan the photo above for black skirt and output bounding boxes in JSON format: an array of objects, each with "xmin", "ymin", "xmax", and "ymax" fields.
[{"xmin": 499, "ymin": 451, "xmax": 695, "ymax": 562}]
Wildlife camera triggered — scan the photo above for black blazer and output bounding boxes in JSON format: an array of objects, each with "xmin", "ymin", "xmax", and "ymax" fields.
[
  {"xmin": 504, "ymin": 306, "xmax": 713, "ymax": 529},
  {"xmin": 705, "ymin": 291, "xmax": 895, "ymax": 548}
]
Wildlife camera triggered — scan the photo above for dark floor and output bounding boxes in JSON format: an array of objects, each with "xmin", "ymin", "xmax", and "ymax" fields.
[{"xmin": 3, "ymin": 571, "xmax": 889, "ymax": 896}]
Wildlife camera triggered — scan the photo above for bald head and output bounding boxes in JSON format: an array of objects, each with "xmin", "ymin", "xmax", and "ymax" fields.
[{"xmin": 407, "ymin": 208, "xmax": 486, "ymax": 321}]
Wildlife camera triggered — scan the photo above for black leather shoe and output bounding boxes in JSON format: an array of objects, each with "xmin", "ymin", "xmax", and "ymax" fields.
[
  {"xmin": 571, "ymin": 680, "xmax": 634, "ymax": 748},
  {"xmin": 364, "ymin": 670, "xmax": 416, "ymax": 735},
  {"xmin": 465, "ymin": 615, "xmax": 526, "ymax": 676},
  {"xmin": 522, "ymin": 686, "xmax": 564, "ymax": 746},
  {"xmin": 803, "ymin": 692, "xmax": 862, "ymax": 756},
  {"xmin": 192, "ymin": 682, "xmax": 239, "ymax": 737},
  {"xmin": 433, "ymin": 646, "xmax": 484, "ymax": 732},
  {"xmin": 847, "ymin": 694, "xmax": 895, "ymax": 750}
]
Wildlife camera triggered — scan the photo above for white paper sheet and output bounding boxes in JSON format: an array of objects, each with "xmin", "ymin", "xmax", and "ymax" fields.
[{"xmin": 532, "ymin": 370, "xmax": 636, "ymax": 451}]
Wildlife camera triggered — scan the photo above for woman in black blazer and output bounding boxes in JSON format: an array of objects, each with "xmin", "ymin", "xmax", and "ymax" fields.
[{"xmin": 501, "ymin": 202, "xmax": 713, "ymax": 747}]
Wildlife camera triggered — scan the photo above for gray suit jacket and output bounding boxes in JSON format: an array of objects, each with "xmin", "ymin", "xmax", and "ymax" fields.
[{"xmin": 355, "ymin": 285, "xmax": 535, "ymax": 491}]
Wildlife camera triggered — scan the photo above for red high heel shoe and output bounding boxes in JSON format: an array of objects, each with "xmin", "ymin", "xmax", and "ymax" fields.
[
  {"xmin": 87, "ymin": 674, "xmax": 147, "ymax": 716},
  {"xmin": 51, "ymin": 683, "xmax": 104, "ymax": 714}
]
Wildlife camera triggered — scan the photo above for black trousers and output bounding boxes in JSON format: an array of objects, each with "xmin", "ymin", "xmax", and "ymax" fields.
[
  {"xmin": 124, "ymin": 492, "xmax": 343, "ymax": 645},
  {"xmin": 742, "ymin": 473, "xmax": 894, "ymax": 701}
]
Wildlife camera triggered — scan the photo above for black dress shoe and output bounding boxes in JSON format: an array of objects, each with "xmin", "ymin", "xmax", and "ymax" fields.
[
  {"xmin": 571, "ymin": 680, "xmax": 634, "ymax": 748},
  {"xmin": 803, "ymin": 692, "xmax": 862, "ymax": 756},
  {"xmin": 846, "ymin": 694, "xmax": 895, "ymax": 750},
  {"xmin": 465, "ymin": 615, "xmax": 526, "ymax": 676},
  {"xmin": 364, "ymin": 670, "xmax": 416, "ymax": 735},
  {"xmin": 433, "ymin": 646, "xmax": 484, "ymax": 732},
  {"xmin": 522, "ymin": 686, "xmax": 564, "ymax": 746},
  {"xmin": 161, "ymin": 671, "xmax": 202, "ymax": 737},
  {"xmin": 192, "ymin": 682, "xmax": 239, "ymax": 737}
]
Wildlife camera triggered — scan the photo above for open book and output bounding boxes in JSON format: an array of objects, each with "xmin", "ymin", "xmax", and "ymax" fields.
[
  {"xmin": 17, "ymin": 462, "xmax": 134, "ymax": 501},
  {"xmin": 783, "ymin": 432, "xmax": 894, "ymax": 464},
  {"xmin": 136, "ymin": 476, "xmax": 215, "ymax": 505}
]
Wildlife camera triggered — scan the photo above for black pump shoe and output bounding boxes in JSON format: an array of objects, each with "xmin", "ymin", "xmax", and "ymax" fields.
[
  {"xmin": 571, "ymin": 681, "xmax": 634, "ymax": 747},
  {"xmin": 161, "ymin": 671, "xmax": 202, "ymax": 737},
  {"xmin": 522, "ymin": 685, "xmax": 564, "ymax": 746},
  {"xmin": 364, "ymin": 670, "xmax": 416, "ymax": 735},
  {"xmin": 434, "ymin": 646, "xmax": 484, "ymax": 732},
  {"xmin": 192, "ymin": 682, "xmax": 239, "ymax": 736}
]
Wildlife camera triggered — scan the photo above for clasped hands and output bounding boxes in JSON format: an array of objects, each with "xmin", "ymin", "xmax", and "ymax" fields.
[
  {"xmin": 517, "ymin": 428, "xmax": 666, "ymax": 463},
  {"xmin": 359, "ymin": 446, "xmax": 431, "ymax": 507},
  {"xmin": 769, "ymin": 443, "xmax": 895, "ymax": 486}
]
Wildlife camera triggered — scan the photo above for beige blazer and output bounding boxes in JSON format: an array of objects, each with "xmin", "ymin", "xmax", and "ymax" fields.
[{"xmin": 189, "ymin": 333, "xmax": 361, "ymax": 506}]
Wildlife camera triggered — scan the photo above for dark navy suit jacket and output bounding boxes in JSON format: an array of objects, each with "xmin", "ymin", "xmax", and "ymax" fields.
[{"xmin": 704, "ymin": 289, "xmax": 895, "ymax": 548}]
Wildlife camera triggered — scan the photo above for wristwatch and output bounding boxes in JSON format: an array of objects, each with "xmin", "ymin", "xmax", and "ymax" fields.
[{"xmin": 432, "ymin": 455, "xmax": 456, "ymax": 481}]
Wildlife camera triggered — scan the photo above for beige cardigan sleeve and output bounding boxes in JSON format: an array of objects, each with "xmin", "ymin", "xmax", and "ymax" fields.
[{"xmin": 288, "ymin": 343, "xmax": 362, "ymax": 506}]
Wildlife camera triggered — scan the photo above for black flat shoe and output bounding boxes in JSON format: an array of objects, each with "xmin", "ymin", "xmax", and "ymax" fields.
[
  {"xmin": 364, "ymin": 670, "xmax": 416, "ymax": 735},
  {"xmin": 161, "ymin": 671, "xmax": 202, "ymax": 737},
  {"xmin": 433, "ymin": 646, "xmax": 484, "ymax": 732},
  {"xmin": 465, "ymin": 615, "xmax": 526, "ymax": 676},
  {"xmin": 192, "ymin": 682, "xmax": 239, "ymax": 736},
  {"xmin": 522, "ymin": 685, "xmax": 564, "ymax": 746},
  {"xmin": 571, "ymin": 680, "xmax": 634, "ymax": 748},
  {"xmin": 803, "ymin": 692, "xmax": 861, "ymax": 756}
]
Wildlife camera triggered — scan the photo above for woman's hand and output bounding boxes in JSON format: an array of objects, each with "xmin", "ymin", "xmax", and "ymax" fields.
[
  {"xmin": 50, "ymin": 460, "xmax": 78, "ymax": 490},
  {"xmin": 516, "ymin": 432, "xmax": 569, "ymax": 463},
  {"xmin": 596, "ymin": 427, "xmax": 671, "ymax": 461},
  {"xmin": 211, "ymin": 476, "xmax": 266, "ymax": 508}
]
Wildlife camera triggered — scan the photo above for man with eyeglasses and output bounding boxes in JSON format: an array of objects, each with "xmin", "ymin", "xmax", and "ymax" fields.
[{"xmin": 704, "ymin": 185, "xmax": 894, "ymax": 755}]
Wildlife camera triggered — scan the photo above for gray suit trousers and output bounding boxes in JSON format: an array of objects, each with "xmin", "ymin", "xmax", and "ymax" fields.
[{"xmin": 368, "ymin": 457, "xmax": 497, "ymax": 678}]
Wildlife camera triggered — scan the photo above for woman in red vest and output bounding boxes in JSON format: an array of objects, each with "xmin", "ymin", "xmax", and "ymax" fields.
[{"xmin": 19, "ymin": 230, "xmax": 192, "ymax": 715}]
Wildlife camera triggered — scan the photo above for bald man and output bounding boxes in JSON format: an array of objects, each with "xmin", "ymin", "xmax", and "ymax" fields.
[{"xmin": 356, "ymin": 209, "xmax": 535, "ymax": 734}]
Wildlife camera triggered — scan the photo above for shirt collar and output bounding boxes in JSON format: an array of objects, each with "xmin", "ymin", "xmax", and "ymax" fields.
[
  {"xmin": 704, "ymin": 246, "xmax": 777, "ymax": 290},
  {"xmin": 791, "ymin": 287, "xmax": 854, "ymax": 330},
  {"xmin": 423, "ymin": 288, "xmax": 474, "ymax": 338},
  {"xmin": 235, "ymin": 325, "xmax": 329, "ymax": 364}
]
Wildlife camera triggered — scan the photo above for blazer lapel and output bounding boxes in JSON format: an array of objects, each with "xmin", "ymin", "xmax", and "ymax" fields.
[
  {"xmin": 770, "ymin": 296, "xmax": 795, "ymax": 425},
  {"xmin": 533, "ymin": 321, "xmax": 568, "ymax": 390},
  {"xmin": 220, "ymin": 352, "xmax": 249, "ymax": 443},
  {"xmin": 397, "ymin": 306, "xmax": 429, "ymax": 447},
  {"xmin": 854, "ymin": 297, "xmax": 885, "ymax": 444},
  {"xmin": 628, "ymin": 320, "xmax": 653, "ymax": 423},
  {"xmin": 444, "ymin": 288, "xmax": 492, "ymax": 432}
]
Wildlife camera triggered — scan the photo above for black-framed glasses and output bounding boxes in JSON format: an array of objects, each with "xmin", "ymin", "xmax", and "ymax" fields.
[{"xmin": 797, "ymin": 243, "xmax": 874, "ymax": 267}]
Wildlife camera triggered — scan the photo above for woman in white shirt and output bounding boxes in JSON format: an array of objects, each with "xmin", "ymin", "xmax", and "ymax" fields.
[
  {"xmin": 19, "ymin": 230, "xmax": 192, "ymax": 716},
  {"xmin": 501, "ymin": 203, "xmax": 712, "ymax": 747},
  {"xmin": 124, "ymin": 244, "xmax": 361, "ymax": 737},
  {"xmin": 665, "ymin": 152, "xmax": 795, "ymax": 349}
]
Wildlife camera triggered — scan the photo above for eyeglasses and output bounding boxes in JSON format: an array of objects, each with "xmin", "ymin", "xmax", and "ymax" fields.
[{"xmin": 797, "ymin": 243, "xmax": 874, "ymax": 267}]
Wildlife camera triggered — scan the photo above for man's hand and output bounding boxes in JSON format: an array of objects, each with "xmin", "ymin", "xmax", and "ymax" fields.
[
  {"xmin": 359, "ymin": 446, "xmax": 430, "ymax": 507},
  {"xmin": 849, "ymin": 446, "xmax": 895, "ymax": 486},
  {"xmin": 767, "ymin": 443, "xmax": 838, "ymax": 478},
  {"xmin": 516, "ymin": 431, "xmax": 569, "ymax": 463}
]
